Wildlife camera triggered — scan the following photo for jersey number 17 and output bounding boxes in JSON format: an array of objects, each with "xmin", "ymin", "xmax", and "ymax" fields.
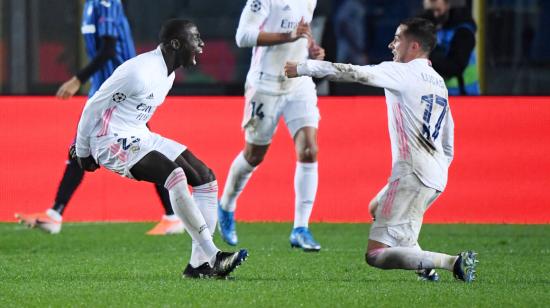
[{"xmin": 421, "ymin": 94, "xmax": 448, "ymax": 142}]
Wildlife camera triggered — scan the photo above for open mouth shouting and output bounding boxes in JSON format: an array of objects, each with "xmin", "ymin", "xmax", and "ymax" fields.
[{"xmin": 192, "ymin": 46, "xmax": 203, "ymax": 65}]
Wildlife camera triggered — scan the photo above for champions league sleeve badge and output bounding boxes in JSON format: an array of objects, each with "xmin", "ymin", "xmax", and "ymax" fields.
[
  {"xmin": 250, "ymin": 0, "xmax": 262, "ymax": 13},
  {"xmin": 112, "ymin": 92, "xmax": 126, "ymax": 103}
]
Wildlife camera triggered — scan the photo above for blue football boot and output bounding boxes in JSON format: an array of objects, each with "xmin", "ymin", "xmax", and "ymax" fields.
[
  {"xmin": 453, "ymin": 250, "xmax": 479, "ymax": 283},
  {"xmin": 289, "ymin": 227, "xmax": 321, "ymax": 252},
  {"xmin": 217, "ymin": 202, "xmax": 238, "ymax": 246}
]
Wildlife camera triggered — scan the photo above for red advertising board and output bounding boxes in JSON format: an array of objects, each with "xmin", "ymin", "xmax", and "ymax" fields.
[{"xmin": 1, "ymin": 96, "xmax": 549, "ymax": 223}]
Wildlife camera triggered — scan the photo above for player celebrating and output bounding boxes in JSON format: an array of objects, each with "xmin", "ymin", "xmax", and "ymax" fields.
[
  {"xmin": 285, "ymin": 18, "xmax": 478, "ymax": 282},
  {"xmin": 15, "ymin": 0, "xmax": 183, "ymax": 236},
  {"xmin": 73, "ymin": 19, "xmax": 248, "ymax": 279},
  {"xmin": 218, "ymin": 0, "xmax": 325, "ymax": 251}
]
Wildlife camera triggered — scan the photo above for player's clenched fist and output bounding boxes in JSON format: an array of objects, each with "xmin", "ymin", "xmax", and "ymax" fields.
[
  {"xmin": 69, "ymin": 143, "xmax": 99, "ymax": 172},
  {"xmin": 284, "ymin": 61, "xmax": 299, "ymax": 78},
  {"xmin": 290, "ymin": 17, "xmax": 312, "ymax": 42},
  {"xmin": 308, "ymin": 39, "xmax": 325, "ymax": 60},
  {"xmin": 77, "ymin": 156, "xmax": 100, "ymax": 172}
]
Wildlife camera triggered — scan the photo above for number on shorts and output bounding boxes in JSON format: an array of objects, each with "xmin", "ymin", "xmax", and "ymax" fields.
[
  {"xmin": 117, "ymin": 137, "xmax": 140, "ymax": 150},
  {"xmin": 250, "ymin": 101, "xmax": 265, "ymax": 120}
]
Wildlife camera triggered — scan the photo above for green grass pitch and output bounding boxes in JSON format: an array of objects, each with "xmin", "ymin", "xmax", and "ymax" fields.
[{"xmin": 1, "ymin": 223, "xmax": 549, "ymax": 307}]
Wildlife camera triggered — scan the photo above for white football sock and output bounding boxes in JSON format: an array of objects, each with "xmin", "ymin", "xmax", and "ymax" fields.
[
  {"xmin": 220, "ymin": 151, "xmax": 255, "ymax": 212},
  {"xmin": 366, "ymin": 247, "xmax": 457, "ymax": 271},
  {"xmin": 189, "ymin": 181, "xmax": 219, "ymax": 268},
  {"xmin": 164, "ymin": 168, "xmax": 218, "ymax": 260},
  {"xmin": 46, "ymin": 209, "xmax": 62, "ymax": 222},
  {"xmin": 293, "ymin": 162, "xmax": 318, "ymax": 228},
  {"xmin": 163, "ymin": 214, "xmax": 179, "ymax": 221}
]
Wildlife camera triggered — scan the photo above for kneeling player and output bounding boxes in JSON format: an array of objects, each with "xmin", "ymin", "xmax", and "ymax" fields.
[{"xmin": 285, "ymin": 18, "xmax": 477, "ymax": 282}]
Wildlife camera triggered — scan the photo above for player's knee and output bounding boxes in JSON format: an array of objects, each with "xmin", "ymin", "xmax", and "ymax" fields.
[
  {"xmin": 297, "ymin": 145, "xmax": 318, "ymax": 162},
  {"xmin": 365, "ymin": 251, "xmax": 375, "ymax": 267},
  {"xmin": 194, "ymin": 167, "xmax": 216, "ymax": 186},
  {"xmin": 365, "ymin": 249, "xmax": 383, "ymax": 268},
  {"xmin": 204, "ymin": 168, "xmax": 216, "ymax": 183},
  {"xmin": 243, "ymin": 151, "xmax": 265, "ymax": 167}
]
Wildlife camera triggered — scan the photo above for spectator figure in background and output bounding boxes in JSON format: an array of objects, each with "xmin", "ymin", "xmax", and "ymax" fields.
[
  {"xmin": 218, "ymin": 0, "xmax": 325, "ymax": 252},
  {"xmin": 73, "ymin": 19, "xmax": 248, "ymax": 279},
  {"xmin": 422, "ymin": 0, "xmax": 480, "ymax": 95},
  {"xmin": 334, "ymin": 0, "xmax": 368, "ymax": 65},
  {"xmin": 15, "ymin": 0, "xmax": 183, "ymax": 236},
  {"xmin": 285, "ymin": 18, "xmax": 478, "ymax": 282}
]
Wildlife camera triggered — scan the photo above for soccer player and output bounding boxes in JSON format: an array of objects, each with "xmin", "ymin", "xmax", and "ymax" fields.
[
  {"xmin": 72, "ymin": 19, "xmax": 248, "ymax": 279},
  {"xmin": 217, "ymin": 0, "xmax": 325, "ymax": 252},
  {"xmin": 15, "ymin": 0, "xmax": 183, "ymax": 236},
  {"xmin": 284, "ymin": 18, "xmax": 478, "ymax": 282}
]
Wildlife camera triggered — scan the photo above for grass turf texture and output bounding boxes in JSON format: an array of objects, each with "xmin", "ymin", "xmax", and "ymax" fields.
[{"xmin": 1, "ymin": 223, "xmax": 549, "ymax": 307}]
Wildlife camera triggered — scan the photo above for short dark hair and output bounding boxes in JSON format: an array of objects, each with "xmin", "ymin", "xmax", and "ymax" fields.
[
  {"xmin": 158, "ymin": 19, "xmax": 195, "ymax": 43},
  {"xmin": 399, "ymin": 17, "xmax": 437, "ymax": 54}
]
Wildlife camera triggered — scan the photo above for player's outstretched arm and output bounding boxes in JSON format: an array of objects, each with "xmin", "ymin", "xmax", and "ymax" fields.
[
  {"xmin": 285, "ymin": 60, "xmax": 370, "ymax": 83},
  {"xmin": 285, "ymin": 60, "xmax": 403, "ymax": 90}
]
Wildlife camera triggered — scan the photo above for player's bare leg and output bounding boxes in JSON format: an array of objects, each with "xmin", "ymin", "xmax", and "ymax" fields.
[
  {"xmin": 290, "ymin": 126, "xmax": 321, "ymax": 252},
  {"xmin": 218, "ymin": 143, "xmax": 269, "ymax": 245}
]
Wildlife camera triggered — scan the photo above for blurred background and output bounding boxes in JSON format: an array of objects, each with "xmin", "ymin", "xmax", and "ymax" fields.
[{"xmin": 1, "ymin": 0, "xmax": 549, "ymax": 96}]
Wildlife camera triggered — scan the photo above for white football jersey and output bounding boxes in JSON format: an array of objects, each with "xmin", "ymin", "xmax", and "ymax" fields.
[
  {"xmin": 76, "ymin": 46, "xmax": 175, "ymax": 157},
  {"xmin": 298, "ymin": 59, "xmax": 454, "ymax": 191},
  {"xmin": 236, "ymin": 0, "xmax": 317, "ymax": 94}
]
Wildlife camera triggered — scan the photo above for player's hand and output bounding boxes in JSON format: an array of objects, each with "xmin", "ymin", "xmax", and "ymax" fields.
[
  {"xmin": 56, "ymin": 76, "xmax": 81, "ymax": 100},
  {"xmin": 284, "ymin": 61, "xmax": 299, "ymax": 78},
  {"xmin": 77, "ymin": 155, "xmax": 100, "ymax": 172},
  {"xmin": 368, "ymin": 199, "xmax": 378, "ymax": 221},
  {"xmin": 68, "ymin": 143, "xmax": 77, "ymax": 161},
  {"xmin": 308, "ymin": 42, "xmax": 325, "ymax": 60},
  {"xmin": 290, "ymin": 17, "xmax": 312, "ymax": 42}
]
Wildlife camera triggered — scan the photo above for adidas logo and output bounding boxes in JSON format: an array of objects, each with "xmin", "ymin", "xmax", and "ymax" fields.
[
  {"xmin": 146, "ymin": 93, "xmax": 154, "ymax": 99},
  {"xmin": 283, "ymin": 4, "xmax": 291, "ymax": 11}
]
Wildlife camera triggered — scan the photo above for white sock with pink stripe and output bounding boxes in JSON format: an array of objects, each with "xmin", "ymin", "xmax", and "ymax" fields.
[
  {"xmin": 366, "ymin": 247, "xmax": 457, "ymax": 271},
  {"xmin": 164, "ymin": 168, "xmax": 219, "ymax": 262},
  {"xmin": 294, "ymin": 162, "xmax": 318, "ymax": 228},
  {"xmin": 189, "ymin": 181, "xmax": 219, "ymax": 268}
]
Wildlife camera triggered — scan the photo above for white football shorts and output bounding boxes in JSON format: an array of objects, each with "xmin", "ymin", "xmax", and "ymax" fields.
[
  {"xmin": 241, "ymin": 80, "xmax": 320, "ymax": 145},
  {"xmin": 369, "ymin": 173, "xmax": 440, "ymax": 247},
  {"xmin": 90, "ymin": 131, "xmax": 186, "ymax": 179}
]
